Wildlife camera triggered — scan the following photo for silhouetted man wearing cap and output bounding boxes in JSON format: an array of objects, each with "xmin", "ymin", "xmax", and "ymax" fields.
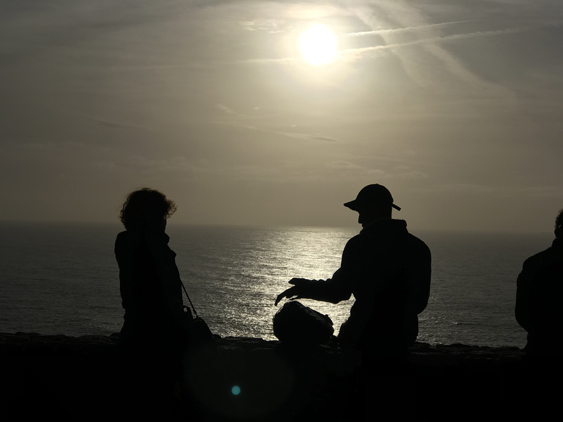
[{"xmin": 276, "ymin": 184, "xmax": 431, "ymax": 358}]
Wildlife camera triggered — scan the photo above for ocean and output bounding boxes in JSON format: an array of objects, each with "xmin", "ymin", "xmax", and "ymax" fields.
[{"xmin": 0, "ymin": 221, "xmax": 553, "ymax": 348}]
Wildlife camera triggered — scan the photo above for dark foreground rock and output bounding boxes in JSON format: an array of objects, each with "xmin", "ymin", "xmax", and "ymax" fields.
[{"xmin": 1, "ymin": 333, "xmax": 560, "ymax": 420}]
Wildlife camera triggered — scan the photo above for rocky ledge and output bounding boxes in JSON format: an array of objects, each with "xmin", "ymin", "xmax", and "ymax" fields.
[{"xmin": 2, "ymin": 333, "xmax": 558, "ymax": 420}]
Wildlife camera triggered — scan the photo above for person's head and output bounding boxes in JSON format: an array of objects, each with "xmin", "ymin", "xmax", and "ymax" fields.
[
  {"xmin": 344, "ymin": 184, "xmax": 400, "ymax": 228},
  {"xmin": 119, "ymin": 188, "xmax": 177, "ymax": 231},
  {"xmin": 555, "ymin": 209, "xmax": 563, "ymax": 239}
]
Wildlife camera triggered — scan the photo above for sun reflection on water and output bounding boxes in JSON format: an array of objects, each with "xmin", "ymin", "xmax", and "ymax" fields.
[{"xmin": 172, "ymin": 225, "xmax": 357, "ymax": 340}]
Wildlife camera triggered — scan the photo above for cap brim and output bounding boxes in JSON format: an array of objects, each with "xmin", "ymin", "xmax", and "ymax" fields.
[
  {"xmin": 344, "ymin": 201, "xmax": 401, "ymax": 211},
  {"xmin": 343, "ymin": 200, "xmax": 358, "ymax": 210}
]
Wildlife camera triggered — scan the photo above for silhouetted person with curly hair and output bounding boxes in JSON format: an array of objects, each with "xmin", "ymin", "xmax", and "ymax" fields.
[
  {"xmin": 115, "ymin": 188, "xmax": 190, "ymax": 417},
  {"xmin": 516, "ymin": 208, "xmax": 563, "ymax": 357}
]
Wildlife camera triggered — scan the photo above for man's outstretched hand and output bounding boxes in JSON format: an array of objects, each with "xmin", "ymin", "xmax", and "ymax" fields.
[{"xmin": 275, "ymin": 278, "xmax": 311, "ymax": 306}]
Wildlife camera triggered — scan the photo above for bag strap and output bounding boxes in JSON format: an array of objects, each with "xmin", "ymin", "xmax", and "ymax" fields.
[{"xmin": 180, "ymin": 280, "xmax": 199, "ymax": 319}]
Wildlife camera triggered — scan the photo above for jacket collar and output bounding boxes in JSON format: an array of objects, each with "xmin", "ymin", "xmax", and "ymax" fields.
[{"xmin": 360, "ymin": 218, "xmax": 408, "ymax": 235}]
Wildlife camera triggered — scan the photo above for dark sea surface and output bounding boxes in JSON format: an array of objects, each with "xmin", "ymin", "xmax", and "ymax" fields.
[{"xmin": 0, "ymin": 221, "xmax": 553, "ymax": 347}]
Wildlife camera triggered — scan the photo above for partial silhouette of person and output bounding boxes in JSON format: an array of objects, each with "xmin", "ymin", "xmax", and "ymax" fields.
[
  {"xmin": 515, "ymin": 208, "xmax": 563, "ymax": 357},
  {"xmin": 275, "ymin": 184, "xmax": 431, "ymax": 418},
  {"xmin": 115, "ymin": 188, "xmax": 190, "ymax": 416}
]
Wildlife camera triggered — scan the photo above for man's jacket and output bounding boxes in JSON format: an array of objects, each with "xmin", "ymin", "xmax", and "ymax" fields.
[{"xmin": 298, "ymin": 219, "xmax": 431, "ymax": 355}]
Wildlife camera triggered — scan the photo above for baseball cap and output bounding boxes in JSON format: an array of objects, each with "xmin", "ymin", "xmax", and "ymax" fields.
[{"xmin": 343, "ymin": 184, "xmax": 401, "ymax": 211}]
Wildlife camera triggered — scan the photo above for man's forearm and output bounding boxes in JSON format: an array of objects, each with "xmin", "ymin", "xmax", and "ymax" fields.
[{"xmin": 298, "ymin": 278, "xmax": 351, "ymax": 304}]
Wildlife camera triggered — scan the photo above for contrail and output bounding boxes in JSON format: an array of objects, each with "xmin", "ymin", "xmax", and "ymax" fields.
[
  {"xmin": 209, "ymin": 21, "xmax": 563, "ymax": 66},
  {"xmin": 342, "ymin": 22, "xmax": 563, "ymax": 55},
  {"xmin": 343, "ymin": 20, "xmax": 478, "ymax": 38}
]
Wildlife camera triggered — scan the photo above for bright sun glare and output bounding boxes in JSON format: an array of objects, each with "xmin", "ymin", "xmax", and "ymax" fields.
[{"xmin": 299, "ymin": 24, "xmax": 337, "ymax": 66}]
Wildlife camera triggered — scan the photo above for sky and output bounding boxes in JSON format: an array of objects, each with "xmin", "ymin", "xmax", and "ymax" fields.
[{"xmin": 1, "ymin": 0, "xmax": 562, "ymax": 232}]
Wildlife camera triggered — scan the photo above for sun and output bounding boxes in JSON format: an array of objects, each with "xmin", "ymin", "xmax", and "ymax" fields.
[{"xmin": 298, "ymin": 24, "xmax": 337, "ymax": 66}]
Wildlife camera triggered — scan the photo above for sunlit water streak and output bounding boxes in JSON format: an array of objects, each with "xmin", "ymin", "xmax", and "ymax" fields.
[{"xmin": 0, "ymin": 222, "xmax": 552, "ymax": 347}]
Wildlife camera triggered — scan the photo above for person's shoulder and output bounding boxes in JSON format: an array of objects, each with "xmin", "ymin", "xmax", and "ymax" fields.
[
  {"xmin": 115, "ymin": 229, "xmax": 140, "ymax": 242},
  {"xmin": 115, "ymin": 230, "xmax": 128, "ymax": 245},
  {"xmin": 115, "ymin": 230, "xmax": 142, "ymax": 251},
  {"xmin": 409, "ymin": 234, "xmax": 430, "ymax": 248},
  {"xmin": 522, "ymin": 245, "xmax": 556, "ymax": 269},
  {"xmin": 344, "ymin": 232, "xmax": 363, "ymax": 249},
  {"xmin": 114, "ymin": 231, "xmax": 129, "ymax": 258},
  {"xmin": 405, "ymin": 231, "xmax": 430, "ymax": 254}
]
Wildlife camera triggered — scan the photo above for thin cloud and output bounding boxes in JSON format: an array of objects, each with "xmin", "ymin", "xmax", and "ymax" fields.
[
  {"xmin": 325, "ymin": 161, "xmax": 386, "ymax": 180},
  {"xmin": 45, "ymin": 108, "xmax": 156, "ymax": 131},
  {"xmin": 211, "ymin": 114, "xmax": 340, "ymax": 143},
  {"xmin": 420, "ymin": 184, "xmax": 497, "ymax": 194},
  {"xmin": 420, "ymin": 184, "xmax": 563, "ymax": 196},
  {"xmin": 232, "ymin": 57, "xmax": 298, "ymax": 65},
  {"xmin": 325, "ymin": 161, "xmax": 428, "ymax": 179},
  {"xmin": 94, "ymin": 119, "xmax": 133, "ymax": 129},
  {"xmin": 213, "ymin": 103, "xmax": 340, "ymax": 142},
  {"xmin": 217, "ymin": 103, "xmax": 248, "ymax": 118},
  {"xmin": 327, "ymin": 161, "xmax": 363, "ymax": 170},
  {"xmin": 90, "ymin": 116, "xmax": 150, "ymax": 130},
  {"xmin": 274, "ymin": 132, "xmax": 340, "ymax": 142},
  {"xmin": 396, "ymin": 170, "xmax": 428, "ymax": 180},
  {"xmin": 515, "ymin": 186, "xmax": 563, "ymax": 198}
]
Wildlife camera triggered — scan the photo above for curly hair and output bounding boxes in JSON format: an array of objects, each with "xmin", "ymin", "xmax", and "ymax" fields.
[{"xmin": 119, "ymin": 188, "xmax": 177, "ymax": 230}]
